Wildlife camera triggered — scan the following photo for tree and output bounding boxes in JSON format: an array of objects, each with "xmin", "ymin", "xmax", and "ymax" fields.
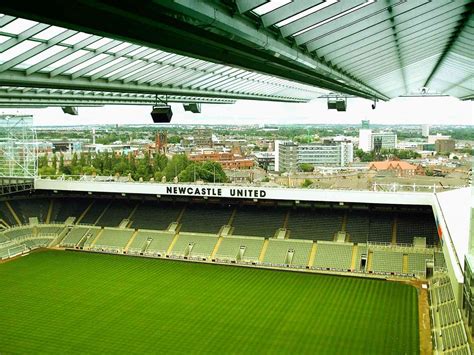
[
  {"xmin": 39, "ymin": 153, "xmax": 49, "ymax": 168},
  {"xmin": 79, "ymin": 152, "xmax": 86, "ymax": 168},
  {"xmin": 355, "ymin": 149, "xmax": 375, "ymax": 162},
  {"xmin": 299, "ymin": 163, "xmax": 314, "ymax": 172},
  {"xmin": 167, "ymin": 136, "xmax": 181, "ymax": 144},
  {"xmin": 163, "ymin": 154, "xmax": 190, "ymax": 181},
  {"xmin": 301, "ymin": 179, "xmax": 313, "ymax": 188},
  {"xmin": 153, "ymin": 153, "xmax": 168, "ymax": 172},
  {"xmin": 178, "ymin": 161, "xmax": 227, "ymax": 183},
  {"xmin": 201, "ymin": 161, "xmax": 227, "ymax": 183},
  {"xmin": 38, "ymin": 165, "xmax": 55, "ymax": 176},
  {"xmin": 52, "ymin": 154, "xmax": 58, "ymax": 174},
  {"xmin": 59, "ymin": 154, "xmax": 65, "ymax": 173}
]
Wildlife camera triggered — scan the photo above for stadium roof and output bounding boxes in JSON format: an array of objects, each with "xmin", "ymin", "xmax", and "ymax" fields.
[
  {"xmin": 0, "ymin": 1, "xmax": 472, "ymax": 103},
  {"xmin": 0, "ymin": 14, "xmax": 327, "ymax": 105},
  {"xmin": 0, "ymin": 86, "xmax": 237, "ymax": 108}
]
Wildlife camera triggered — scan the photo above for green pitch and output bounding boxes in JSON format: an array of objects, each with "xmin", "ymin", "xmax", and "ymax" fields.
[{"xmin": 0, "ymin": 250, "xmax": 419, "ymax": 354}]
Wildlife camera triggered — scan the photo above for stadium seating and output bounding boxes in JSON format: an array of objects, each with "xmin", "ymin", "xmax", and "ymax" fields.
[
  {"xmin": 9, "ymin": 199, "xmax": 50, "ymax": 224},
  {"xmin": 23, "ymin": 238, "xmax": 53, "ymax": 249},
  {"xmin": 214, "ymin": 236, "xmax": 264, "ymax": 262},
  {"xmin": 131, "ymin": 201, "xmax": 183, "ymax": 230},
  {"xmin": 0, "ymin": 244, "xmax": 27, "ymax": 259},
  {"xmin": 407, "ymin": 253, "xmax": 433, "ymax": 274},
  {"xmin": 430, "ymin": 276, "xmax": 470, "ymax": 353},
  {"xmin": 60, "ymin": 227, "xmax": 92, "ymax": 247},
  {"xmin": 287, "ymin": 208, "xmax": 343, "ymax": 241},
  {"xmin": 371, "ymin": 250, "xmax": 403, "ymax": 273},
  {"xmin": 368, "ymin": 212, "xmax": 393, "ymax": 244},
  {"xmin": 3, "ymin": 227, "xmax": 34, "ymax": 240},
  {"xmin": 434, "ymin": 252, "xmax": 446, "ymax": 270},
  {"xmin": 170, "ymin": 232, "xmax": 218, "ymax": 258},
  {"xmin": 397, "ymin": 212, "xmax": 438, "ymax": 246},
  {"xmin": 96, "ymin": 200, "xmax": 137, "ymax": 227},
  {"xmin": 313, "ymin": 242, "xmax": 353, "ymax": 270},
  {"xmin": 263, "ymin": 239, "xmax": 312, "ymax": 267},
  {"xmin": 0, "ymin": 201, "xmax": 16, "ymax": 226},
  {"xmin": 80, "ymin": 228, "xmax": 103, "ymax": 248},
  {"xmin": 179, "ymin": 204, "xmax": 232, "ymax": 234},
  {"xmin": 127, "ymin": 230, "xmax": 153, "ymax": 253},
  {"xmin": 345, "ymin": 210, "xmax": 369, "ymax": 243},
  {"xmin": 145, "ymin": 231, "xmax": 176, "ymax": 255},
  {"xmin": 232, "ymin": 206, "xmax": 285, "ymax": 237},
  {"xmin": 93, "ymin": 228, "xmax": 134, "ymax": 251},
  {"xmin": 79, "ymin": 200, "xmax": 110, "ymax": 225},
  {"xmin": 37, "ymin": 225, "xmax": 64, "ymax": 236},
  {"xmin": 0, "ymin": 232, "xmax": 10, "ymax": 243},
  {"xmin": 51, "ymin": 198, "xmax": 90, "ymax": 223}
]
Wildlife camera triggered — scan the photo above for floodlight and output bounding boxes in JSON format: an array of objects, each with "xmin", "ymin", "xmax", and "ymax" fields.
[
  {"xmin": 151, "ymin": 105, "xmax": 173, "ymax": 123},
  {"xmin": 62, "ymin": 106, "xmax": 78, "ymax": 115},
  {"xmin": 183, "ymin": 103, "xmax": 201, "ymax": 113}
]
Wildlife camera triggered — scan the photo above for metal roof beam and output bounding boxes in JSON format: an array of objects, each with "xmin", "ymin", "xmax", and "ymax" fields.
[
  {"xmin": 0, "ymin": 14, "xmax": 15, "ymax": 26},
  {"xmin": 325, "ymin": 4, "xmax": 463, "ymax": 64},
  {"xmin": 261, "ymin": 0, "xmax": 324, "ymax": 28},
  {"xmin": 0, "ymin": 22, "xmax": 49, "ymax": 52},
  {"xmin": 305, "ymin": 1, "xmax": 439, "ymax": 53},
  {"xmin": 0, "ymin": 89, "xmax": 237, "ymax": 105},
  {"xmin": 55, "ymin": 44, "xmax": 140, "ymax": 78},
  {"xmin": 423, "ymin": 5, "xmax": 473, "ymax": 87},
  {"xmin": 236, "ymin": 0, "xmax": 269, "ymax": 14},
  {"xmin": 0, "ymin": 29, "xmax": 77, "ymax": 72},
  {"xmin": 68, "ymin": 40, "xmax": 127, "ymax": 78},
  {"xmin": 25, "ymin": 35, "xmax": 102, "ymax": 75},
  {"xmin": 0, "ymin": 70, "xmax": 308, "ymax": 102},
  {"xmin": 279, "ymin": 0, "xmax": 367, "ymax": 38},
  {"xmin": 294, "ymin": 0, "xmax": 394, "ymax": 46}
]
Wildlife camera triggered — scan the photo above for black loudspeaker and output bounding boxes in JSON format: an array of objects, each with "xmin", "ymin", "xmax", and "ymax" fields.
[
  {"xmin": 327, "ymin": 98, "xmax": 337, "ymax": 109},
  {"xmin": 151, "ymin": 105, "xmax": 173, "ymax": 123},
  {"xmin": 335, "ymin": 98, "xmax": 346, "ymax": 111},
  {"xmin": 61, "ymin": 106, "xmax": 78, "ymax": 115},
  {"xmin": 183, "ymin": 103, "xmax": 201, "ymax": 113}
]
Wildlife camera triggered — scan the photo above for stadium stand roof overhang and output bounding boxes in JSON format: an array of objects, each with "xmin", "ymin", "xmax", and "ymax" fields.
[
  {"xmin": 0, "ymin": 1, "xmax": 472, "ymax": 104},
  {"xmin": 0, "ymin": 14, "xmax": 331, "ymax": 107},
  {"xmin": 0, "ymin": 86, "xmax": 237, "ymax": 108}
]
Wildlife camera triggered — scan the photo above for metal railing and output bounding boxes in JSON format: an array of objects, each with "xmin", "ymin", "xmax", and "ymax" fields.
[{"xmin": 0, "ymin": 176, "xmax": 34, "ymax": 196}]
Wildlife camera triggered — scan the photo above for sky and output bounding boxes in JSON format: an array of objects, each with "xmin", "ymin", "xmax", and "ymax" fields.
[{"xmin": 0, "ymin": 95, "xmax": 472, "ymax": 127}]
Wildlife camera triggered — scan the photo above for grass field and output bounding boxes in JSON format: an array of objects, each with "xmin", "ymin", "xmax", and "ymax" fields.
[{"xmin": 0, "ymin": 250, "xmax": 419, "ymax": 354}]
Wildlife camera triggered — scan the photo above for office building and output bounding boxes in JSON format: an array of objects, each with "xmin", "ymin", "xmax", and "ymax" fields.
[
  {"xmin": 276, "ymin": 141, "xmax": 353, "ymax": 172},
  {"xmin": 421, "ymin": 124, "xmax": 430, "ymax": 137},
  {"xmin": 435, "ymin": 139, "xmax": 456, "ymax": 154}
]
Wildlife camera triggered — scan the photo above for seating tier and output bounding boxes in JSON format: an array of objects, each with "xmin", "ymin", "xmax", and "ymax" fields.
[
  {"xmin": 215, "ymin": 236, "xmax": 264, "ymax": 262},
  {"xmin": 10, "ymin": 199, "xmax": 49, "ymax": 224},
  {"xmin": 180, "ymin": 204, "xmax": 232, "ymax": 234},
  {"xmin": 345, "ymin": 210, "xmax": 369, "ymax": 243},
  {"xmin": 372, "ymin": 250, "xmax": 403, "ymax": 273},
  {"xmin": 131, "ymin": 202, "xmax": 182, "ymax": 230},
  {"xmin": 263, "ymin": 239, "xmax": 312, "ymax": 267},
  {"xmin": 145, "ymin": 231, "xmax": 175, "ymax": 254},
  {"xmin": 287, "ymin": 208, "xmax": 342, "ymax": 241},
  {"xmin": 232, "ymin": 206, "xmax": 285, "ymax": 237},
  {"xmin": 313, "ymin": 242, "xmax": 353, "ymax": 270},
  {"xmin": 170, "ymin": 233, "xmax": 218, "ymax": 258},
  {"xmin": 79, "ymin": 200, "xmax": 110, "ymax": 225},
  {"xmin": 94, "ymin": 229, "xmax": 134, "ymax": 250},
  {"xmin": 97, "ymin": 200, "xmax": 136, "ymax": 227}
]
